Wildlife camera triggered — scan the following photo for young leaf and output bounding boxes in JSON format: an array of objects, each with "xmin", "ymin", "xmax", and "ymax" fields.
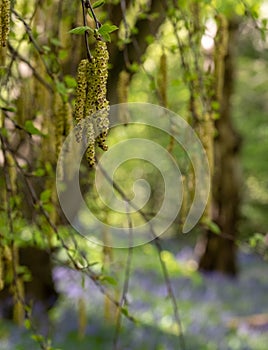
[
  {"xmin": 98, "ymin": 23, "xmax": 118, "ymax": 41},
  {"xmin": 92, "ymin": 0, "xmax": 105, "ymax": 9},
  {"xmin": 98, "ymin": 24, "xmax": 118, "ymax": 35},
  {"xmin": 69, "ymin": 26, "xmax": 93, "ymax": 35}
]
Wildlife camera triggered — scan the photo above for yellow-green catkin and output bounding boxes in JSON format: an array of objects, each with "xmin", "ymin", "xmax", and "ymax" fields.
[
  {"xmin": 84, "ymin": 58, "xmax": 97, "ymax": 165},
  {"xmin": 93, "ymin": 39, "xmax": 109, "ymax": 151},
  {"xmin": 54, "ymin": 93, "xmax": 73, "ymax": 157},
  {"xmin": 0, "ymin": 244, "xmax": 4, "ymax": 291},
  {"xmin": 117, "ymin": 70, "xmax": 130, "ymax": 124},
  {"xmin": 74, "ymin": 59, "xmax": 89, "ymax": 142},
  {"xmin": 53, "ymin": 93, "xmax": 64, "ymax": 158},
  {"xmin": 85, "ymin": 121, "xmax": 95, "ymax": 167},
  {"xmin": 157, "ymin": 52, "xmax": 167, "ymax": 108},
  {"xmin": 0, "ymin": 0, "xmax": 10, "ymax": 48},
  {"xmin": 73, "ymin": 39, "xmax": 110, "ymax": 167}
]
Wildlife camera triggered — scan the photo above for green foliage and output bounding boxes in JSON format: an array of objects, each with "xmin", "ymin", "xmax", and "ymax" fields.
[
  {"xmin": 24, "ymin": 120, "xmax": 45, "ymax": 136},
  {"xmin": 201, "ymin": 218, "xmax": 221, "ymax": 235},
  {"xmin": 97, "ymin": 23, "xmax": 118, "ymax": 42},
  {"xmin": 69, "ymin": 23, "xmax": 118, "ymax": 42},
  {"xmin": 92, "ymin": 0, "xmax": 105, "ymax": 9},
  {"xmin": 69, "ymin": 26, "xmax": 93, "ymax": 35},
  {"xmin": 1, "ymin": 1, "xmax": 268, "ymax": 349}
]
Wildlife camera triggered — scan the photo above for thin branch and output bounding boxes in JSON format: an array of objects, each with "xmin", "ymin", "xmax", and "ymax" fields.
[
  {"xmin": 10, "ymin": 9, "xmax": 55, "ymax": 80},
  {"xmin": 7, "ymin": 43, "xmax": 53, "ymax": 92},
  {"xmin": 85, "ymin": 0, "xmax": 101, "ymax": 29},
  {"xmin": 113, "ymin": 201, "xmax": 133, "ymax": 350},
  {"xmin": 81, "ymin": 0, "xmax": 93, "ymax": 61}
]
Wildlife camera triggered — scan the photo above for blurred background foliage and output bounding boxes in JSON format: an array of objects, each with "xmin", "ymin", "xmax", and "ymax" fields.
[{"xmin": 1, "ymin": 0, "xmax": 268, "ymax": 349}]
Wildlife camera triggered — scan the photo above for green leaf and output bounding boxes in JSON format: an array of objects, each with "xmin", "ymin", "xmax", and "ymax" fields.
[
  {"xmin": 92, "ymin": 0, "xmax": 105, "ymax": 9},
  {"xmin": 32, "ymin": 168, "xmax": 46, "ymax": 177},
  {"xmin": 145, "ymin": 34, "xmax": 154, "ymax": 45},
  {"xmin": 100, "ymin": 32, "xmax": 111, "ymax": 42},
  {"xmin": 55, "ymin": 81, "xmax": 67, "ymax": 96},
  {"xmin": 40, "ymin": 189, "xmax": 51, "ymax": 203},
  {"xmin": 201, "ymin": 217, "xmax": 221, "ymax": 235},
  {"xmin": 24, "ymin": 120, "xmax": 45, "ymax": 136},
  {"xmin": 98, "ymin": 24, "xmax": 118, "ymax": 41},
  {"xmin": 128, "ymin": 62, "xmax": 139, "ymax": 73},
  {"xmin": 59, "ymin": 49, "xmax": 68, "ymax": 61},
  {"xmin": 100, "ymin": 275, "xmax": 117, "ymax": 285},
  {"xmin": 31, "ymin": 334, "xmax": 44, "ymax": 342},
  {"xmin": 0, "ymin": 127, "xmax": 8, "ymax": 137},
  {"xmin": 50, "ymin": 37, "xmax": 61, "ymax": 47},
  {"xmin": 64, "ymin": 75, "xmax": 77, "ymax": 88},
  {"xmin": 121, "ymin": 306, "xmax": 129, "ymax": 317},
  {"xmin": 1, "ymin": 105, "xmax": 17, "ymax": 112},
  {"xmin": 24, "ymin": 319, "xmax": 31, "ymax": 330},
  {"xmin": 69, "ymin": 26, "xmax": 93, "ymax": 35},
  {"xmin": 43, "ymin": 203, "xmax": 53, "ymax": 213}
]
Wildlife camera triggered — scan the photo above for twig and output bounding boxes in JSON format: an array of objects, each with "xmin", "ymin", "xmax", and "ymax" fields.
[
  {"xmin": 85, "ymin": 0, "xmax": 101, "ymax": 29},
  {"xmin": 7, "ymin": 43, "xmax": 53, "ymax": 92},
  {"xmin": 113, "ymin": 201, "xmax": 134, "ymax": 350},
  {"xmin": 10, "ymin": 9, "xmax": 55, "ymax": 80},
  {"xmin": 81, "ymin": 0, "xmax": 93, "ymax": 61}
]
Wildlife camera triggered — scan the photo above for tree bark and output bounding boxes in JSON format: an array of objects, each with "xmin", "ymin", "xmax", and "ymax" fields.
[{"xmin": 198, "ymin": 19, "xmax": 242, "ymax": 275}]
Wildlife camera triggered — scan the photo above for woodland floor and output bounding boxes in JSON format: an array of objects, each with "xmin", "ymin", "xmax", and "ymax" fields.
[{"xmin": 1, "ymin": 239, "xmax": 268, "ymax": 350}]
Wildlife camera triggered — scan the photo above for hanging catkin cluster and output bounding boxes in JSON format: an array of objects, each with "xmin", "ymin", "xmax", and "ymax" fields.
[
  {"xmin": 0, "ymin": 0, "xmax": 10, "ymax": 47},
  {"xmin": 74, "ymin": 39, "xmax": 109, "ymax": 167}
]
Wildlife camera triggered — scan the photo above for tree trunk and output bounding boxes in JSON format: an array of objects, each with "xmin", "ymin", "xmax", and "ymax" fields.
[{"xmin": 198, "ymin": 19, "xmax": 242, "ymax": 275}]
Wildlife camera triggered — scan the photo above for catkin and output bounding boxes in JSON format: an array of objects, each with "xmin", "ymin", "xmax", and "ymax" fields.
[
  {"xmin": 56, "ymin": 97, "xmax": 72, "ymax": 155},
  {"xmin": 117, "ymin": 70, "xmax": 130, "ymax": 124},
  {"xmin": 84, "ymin": 58, "xmax": 97, "ymax": 162},
  {"xmin": 85, "ymin": 120, "xmax": 95, "ymax": 167},
  {"xmin": 0, "ymin": 245, "xmax": 4, "ymax": 291},
  {"xmin": 157, "ymin": 52, "xmax": 167, "ymax": 108},
  {"xmin": 54, "ymin": 93, "xmax": 64, "ymax": 158},
  {"xmin": 0, "ymin": 0, "xmax": 10, "ymax": 47},
  {"xmin": 73, "ymin": 38, "xmax": 110, "ymax": 167},
  {"xmin": 74, "ymin": 59, "xmax": 89, "ymax": 143},
  {"xmin": 93, "ymin": 40, "xmax": 109, "ymax": 151}
]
